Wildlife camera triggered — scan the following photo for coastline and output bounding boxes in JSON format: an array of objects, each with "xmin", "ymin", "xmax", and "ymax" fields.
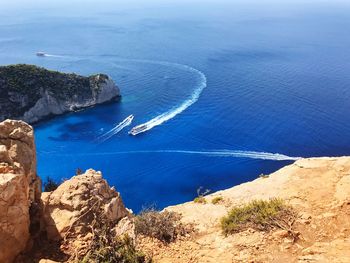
[{"xmin": 0, "ymin": 64, "xmax": 121, "ymax": 124}]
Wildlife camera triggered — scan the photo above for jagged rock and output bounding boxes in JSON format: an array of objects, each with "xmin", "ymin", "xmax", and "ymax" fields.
[
  {"xmin": 0, "ymin": 119, "xmax": 41, "ymax": 263},
  {"xmin": 0, "ymin": 174, "xmax": 29, "ymax": 263},
  {"xmin": 0, "ymin": 119, "xmax": 40, "ymax": 203},
  {"xmin": 41, "ymin": 169, "xmax": 130, "ymax": 241},
  {"xmin": 114, "ymin": 216, "xmax": 136, "ymax": 240}
]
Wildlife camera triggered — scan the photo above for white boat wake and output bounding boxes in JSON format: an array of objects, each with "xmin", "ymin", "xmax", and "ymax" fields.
[
  {"xmin": 35, "ymin": 54, "xmax": 207, "ymax": 135},
  {"xmin": 36, "ymin": 52, "xmax": 65, "ymax": 58},
  {"xmin": 96, "ymin": 115, "xmax": 134, "ymax": 142},
  {"xmin": 124, "ymin": 59, "xmax": 207, "ymax": 135},
  {"xmin": 43, "ymin": 54, "xmax": 65, "ymax": 58},
  {"xmin": 148, "ymin": 150, "xmax": 301, "ymax": 161},
  {"xmin": 35, "ymin": 53, "xmax": 302, "ymax": 162},
  {"xmin": 43, "ymin": 149, "xmax": 301, "ymax": 161}
]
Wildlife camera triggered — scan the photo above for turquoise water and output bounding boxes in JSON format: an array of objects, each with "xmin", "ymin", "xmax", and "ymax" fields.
[{"xmin": 1, "ymin": 0, "xmax": 350, "ymax": 211}]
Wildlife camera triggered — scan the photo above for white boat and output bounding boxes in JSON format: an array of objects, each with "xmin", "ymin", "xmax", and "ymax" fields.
[
  {"xmin": 36, "ymin": 52, "xmax": 46, "ymax": 57},
  {"xmin": 128, "ymin": 123, "xmax": 148, "ymax": 136},
  {"xmin": 121, "ymin": 114, "xmax": 134, "ymax": 125}
]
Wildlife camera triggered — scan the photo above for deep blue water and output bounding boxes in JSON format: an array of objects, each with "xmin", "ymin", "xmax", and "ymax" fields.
[{"xmin": 1, "ymin": 0, "xmax": 350, "ymax": 212}]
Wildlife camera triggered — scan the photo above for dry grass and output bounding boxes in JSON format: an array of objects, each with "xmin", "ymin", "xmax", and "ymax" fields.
[
  {"xmin": 211, "ymin": 197, "xmax": 223, "ymax": 205},
  {"xmin": 80, "ymin": 216, "xmax": 151, "ymax": 263},
  {"xmin": 221, "ymin": 198, "xmax": 297, "ymax": 237},
  {"xmin": 135, "ymin": 208, "xmax": 188, "ymax": 243},
  {"xmin": 193, "ymin": 187, "xmax": 210, "ymax": 204},
  {"xmin": 193, "ymin": 196, "xmax": 207, "ymax": 204}
]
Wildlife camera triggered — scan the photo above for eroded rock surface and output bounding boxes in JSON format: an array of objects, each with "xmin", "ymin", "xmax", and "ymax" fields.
[
  {"xmin": 0, "ymin": 120, "xmax": 41, "ymax": 263},
  {"xmin": 41, "ymin": 169, "xmax": 130, "ymax": 241}
]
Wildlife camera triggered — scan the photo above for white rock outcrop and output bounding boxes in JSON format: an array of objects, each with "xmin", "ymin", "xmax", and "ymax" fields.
[{"xmin": 22, "ymin": 74, "xmax": 120, "ymax": 124}]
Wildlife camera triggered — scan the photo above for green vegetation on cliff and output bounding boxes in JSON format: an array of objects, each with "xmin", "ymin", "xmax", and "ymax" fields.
[
  {"xmin": 0, "ymin": 64, "xmax": 112, "ymax": 121},
  {"xmin": 0, "ymin": 64, "xmax": 105, "ymax": 100},
  {"xmin": 221, "ymin": 198, "xmax": 296, "ymax": 235}
]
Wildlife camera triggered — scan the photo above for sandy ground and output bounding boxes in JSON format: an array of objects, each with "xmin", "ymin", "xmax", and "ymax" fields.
[{"xmin": 139, "ymin": 157, "xmax": 350, "ymax": 263}]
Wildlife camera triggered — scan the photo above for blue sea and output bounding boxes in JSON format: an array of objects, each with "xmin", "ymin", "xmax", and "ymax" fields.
[{"xmin": 1, "ymin": 0, "xmax": 350, "ymax": 212}]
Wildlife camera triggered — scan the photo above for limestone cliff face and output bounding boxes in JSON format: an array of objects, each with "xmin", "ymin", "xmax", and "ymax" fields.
[
  {"xmin": 0, "ymin": 64, "xmax": 120, "ymax": 124},
  {"xmin": 0, "ymin": 120, "xmax": 41, "ymax": 263}
]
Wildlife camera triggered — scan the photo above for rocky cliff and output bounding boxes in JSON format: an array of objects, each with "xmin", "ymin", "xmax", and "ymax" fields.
[
  {"xmin": 0, "ymin": 120, "xmax": 131, "ymax": 262},
  {"xmin": 0, "ymin": 120, "xmax": 41, "ymax": 263},
  {"xmin": 0, "ymin": 64, "xmax": 120, "ymax": 123}
]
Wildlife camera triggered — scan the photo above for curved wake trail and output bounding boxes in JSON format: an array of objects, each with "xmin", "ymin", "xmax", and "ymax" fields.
[
  {"xmin": 35, "ymin": 54, "xmax": 302, "ymax": 162},
  {"xmin": 39, "ymin": 53, "xmax": 66, "ymax": 58},
  {"xmin": 96, "ymin": 116, "xmax": 133, "ymax": 142},
  {"xmin": 37, "ymin": 54, "xmax": 207, "ymax": 135},
  {"xmin": 42, "ymin": 149, "xmax": 301, "ymax": 161},
  {"xmin": 122, "ymin": 59, "xmax": 207, "ymax": 135}
]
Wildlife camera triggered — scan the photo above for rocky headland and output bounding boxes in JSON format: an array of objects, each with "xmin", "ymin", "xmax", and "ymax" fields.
[
  {"xmin": 1, "ymin": 119, "xmax": 350, "ymax": 263},
  {"xmin": 0, "ymin": 64, "xmax": 120, "ymax": 123}
]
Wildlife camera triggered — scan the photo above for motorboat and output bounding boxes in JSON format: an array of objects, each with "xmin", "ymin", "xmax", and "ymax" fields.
[
  {"xmin": 36, "ymin": 52, "xmax": 46, "ymax": 57},
  {"xmin": 128, "ymin": 123, "xmax": 148, "ymax": 135},
  {"xmin": 122, "ymin": 114, "xmax": 134, "ymax": 125}
]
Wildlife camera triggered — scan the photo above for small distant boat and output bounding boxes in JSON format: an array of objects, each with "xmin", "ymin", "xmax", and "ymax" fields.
[
  {"xmin": 121, "ymin": 114, "xmax": 134, "ymax": 125},
  {"xmin": 36, "ymin": 52, "xmax": 46, "ymax": 57},
  {"xmin": 129, "ymin": 123, "xmax": 148, "ymax": 136},
  {"xmin": 96, "ymin": 114, "xmax": 135, "ymax": 143}
]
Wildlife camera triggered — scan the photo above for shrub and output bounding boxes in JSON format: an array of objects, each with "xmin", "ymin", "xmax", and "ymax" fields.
[
  {"xmin": 193, "ymin": 186, "xmax": 210, "ymax": 204},
  {"xmin": 60, "ymin": 192, "xmax": 151, "ymax": 263},
  {"xmin": 43, "ymin": 177, "xmax": 60, "ymax": 192},
  {"xmin": 193, "ymin": 196, "xmax": 207, "ymax": 204},
  {"xmin": 221, "ymin": 198, "xmax": 296, "ymax": 235},
  {"xmin": 81, "ymin": 226, "xmax": 150, "ymax": 263},
  {"xmin": 135, "ymin": 208, "xmax": 186, "ymax": 243},
  {"xmin": 76, "ymin": 168, "xmax": 83, "ymax": 175},
  {"xmin": 211, "ymin": 196, "xmax": 223, "ymax": 205}
]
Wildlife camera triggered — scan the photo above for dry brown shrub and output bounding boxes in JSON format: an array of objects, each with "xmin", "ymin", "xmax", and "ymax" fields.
[{"xmin": 135, "ymin": 208, "xmax": 189, "ymax": 243}]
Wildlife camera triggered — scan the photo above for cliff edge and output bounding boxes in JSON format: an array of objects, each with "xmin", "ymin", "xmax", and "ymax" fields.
[
  {"xmin": 0, "ymin": 64, "xmax": 120, "ymax": 123},
  {"xmin": 142, "ymin": 157, "xmax": 350, "ymax": 263}
]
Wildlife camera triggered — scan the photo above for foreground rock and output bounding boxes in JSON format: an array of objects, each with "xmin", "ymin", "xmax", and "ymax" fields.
[
  {"xmin": 0, "ymin": 120, "xmax": 41, "ymax": 263},
  {"xmin": 42, "ymin": 169, "xmax": 130, "ymax": 242},
  {"xmin": 140, "ymin": 157, "xmax": 350, "ymax": 263},
  {"xmin": 2, "ymin": 119, "xmax": 350, "ymax": 262},
  {"xmin": 0, "ymin": 64, "xmax": 120, "ymax": 123}
]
